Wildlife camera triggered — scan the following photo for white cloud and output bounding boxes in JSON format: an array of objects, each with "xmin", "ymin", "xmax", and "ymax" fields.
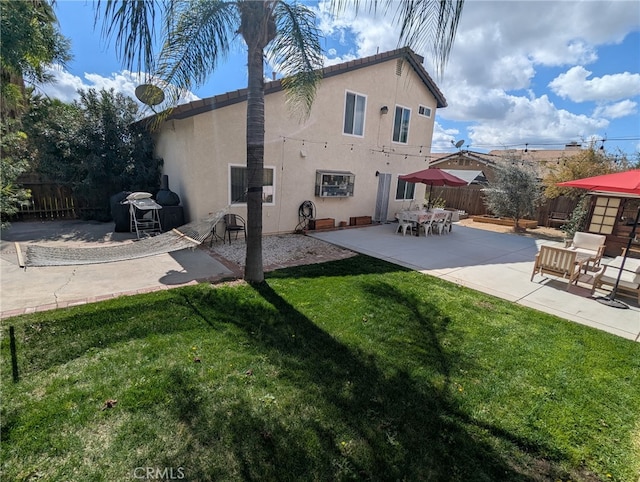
[
  {"xmin": 549, "ymin": 66, "xmax": 640, "ymax": 102},
  {"xmin": 465, "ymin": 94, "xmax": 609, "ymax": 148},
  {"xmin": 31, "ymin": 64, "xmax": 199, "ymax": 113},
  {"xmin": 31, "ymin": 64, "xmax": 85, "ymax": 102},
  {"xmin": 431, "ymin": 122, "xmax": 461, "ymax": 152},
  {"xmin": 593, "ymin": 100, "xmax": 638, "ymax": 119}
]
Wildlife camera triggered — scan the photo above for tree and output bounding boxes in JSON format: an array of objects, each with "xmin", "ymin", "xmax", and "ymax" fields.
[
  {"xmin": 0, "ymin": 120, "xmax": 32, "ymax": 227},
  {"xmin": 24, "ymin": 89, "xmax": 163, "ymax": 220},
  {"xmin": 97, "ymin": 0, "xmax": 464, "ymax": 283},
  {"xmin": 484, "ymin": 163, "xmax": 543, "ymax": 232},
  {"xmin": 0, "ymin": 0, "xmax": 70, "ymax": 118},
  {"xmin": 0, "ymin": 0, "xmax": 70, "ymax": 226}
]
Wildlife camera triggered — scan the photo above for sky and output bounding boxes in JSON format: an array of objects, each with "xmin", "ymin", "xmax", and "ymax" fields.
[{"xmin": 37, "ymin": 0, "xmax": 640, "ymax": 157}]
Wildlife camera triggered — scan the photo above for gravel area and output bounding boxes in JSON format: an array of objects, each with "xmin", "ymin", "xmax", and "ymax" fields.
[{"xmin": 208, "ymin": 233, "xmax": 355, "ymax": 268}]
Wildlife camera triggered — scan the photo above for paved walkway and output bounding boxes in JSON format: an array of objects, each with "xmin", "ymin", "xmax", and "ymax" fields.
[{"xmin": 309, "ymin": 224, "xmax": 640, "ymax": 342}]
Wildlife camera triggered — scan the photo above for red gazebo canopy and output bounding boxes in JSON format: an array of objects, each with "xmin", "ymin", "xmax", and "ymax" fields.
[{"xmin": 557, "ymin": 169, "xmax": 640, "ymax": 196}]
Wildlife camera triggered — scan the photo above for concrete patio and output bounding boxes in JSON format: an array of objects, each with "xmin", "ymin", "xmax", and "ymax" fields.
[{"xmin": 309, "ymin": 223, "xmax": 640, "ymax": 342}]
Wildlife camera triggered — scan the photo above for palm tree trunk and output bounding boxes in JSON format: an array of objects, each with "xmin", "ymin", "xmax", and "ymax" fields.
[
  {"xmin": 240, "ymin": 0, "xmax": 277, "ymax": 283},
  {"xmin": 244, "ymin": 44, "xmax": 265, "ymax": 282}
]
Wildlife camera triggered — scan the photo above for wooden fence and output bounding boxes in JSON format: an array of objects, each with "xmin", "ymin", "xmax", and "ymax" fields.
[
  {"xmin": 432, "ymin": 186, "xmax": 578, "ymax": 227},
  {"xmin": 18, "ymin": 195, "xmax": 78, "ymax": 221},
  {"xmin": 14, "ymin": 180, "xmax": 81, "ymax": 221}
]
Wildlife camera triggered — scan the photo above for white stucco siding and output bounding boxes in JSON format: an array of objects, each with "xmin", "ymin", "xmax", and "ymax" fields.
[{"xmin": 155, "ymin": 52, "xmax": 441, "ymax": 233}]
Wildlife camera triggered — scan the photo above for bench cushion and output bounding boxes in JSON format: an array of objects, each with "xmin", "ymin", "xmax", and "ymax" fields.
[
  {"xmin": 572, "ymin": 232, "xmax": 606, "ymax": 252},
  {"xmin": 608, "ymin": 256, "xmax": 640, "ymax": 273},
  {"xmin": 600, "ymin": 256, "xmax": 640, "ymax": 290},
  {"xmin": 599, "ymin": 270, "xmax": 640, "ymax": 290}
]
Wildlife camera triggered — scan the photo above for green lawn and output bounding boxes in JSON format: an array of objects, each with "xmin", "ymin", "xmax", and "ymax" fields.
[{"xmin": 2, "ymin": 255, "xmax": 639, "ymax": 481}]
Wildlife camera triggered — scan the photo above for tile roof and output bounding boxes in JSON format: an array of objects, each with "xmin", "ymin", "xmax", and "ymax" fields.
[{"xmin": 164, "ymin": 47, "xmax": 446, "ymax": 121}]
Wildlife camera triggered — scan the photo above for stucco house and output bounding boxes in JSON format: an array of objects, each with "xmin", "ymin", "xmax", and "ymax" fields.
[{"xmin": 152, "ymin": 47, "xmax": 447, "ymax": 234}]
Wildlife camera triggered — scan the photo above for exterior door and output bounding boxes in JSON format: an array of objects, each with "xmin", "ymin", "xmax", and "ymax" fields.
[{"xmin": 373, "ymin": 173, "xmax": 392, "ymax": 223}]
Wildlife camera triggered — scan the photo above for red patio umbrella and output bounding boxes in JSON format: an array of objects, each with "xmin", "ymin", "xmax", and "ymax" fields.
[
  {"xmin": 557, "ymin": 169, "xmax": 640, "ymax": 309},
  {"xmin": 557, "ymin": 169, "xmax": 640, "ymax": 194},
  {"xmin": 399, "ymin": 168, "xmax": 467, "ymax": 208}
]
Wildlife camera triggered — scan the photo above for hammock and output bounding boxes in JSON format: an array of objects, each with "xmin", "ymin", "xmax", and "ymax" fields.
[{"xmin": 18, "ymin": 209, "xmax": 226, "ymax": 267}]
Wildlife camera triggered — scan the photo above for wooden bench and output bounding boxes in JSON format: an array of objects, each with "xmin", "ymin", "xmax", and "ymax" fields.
[
  {"xmin": 547, "ymin": 211, "xmax": 569, "ymax": 228},
  {"xmin": 531, "ymin": 245, "xmax": 581, "ymax": 289}
]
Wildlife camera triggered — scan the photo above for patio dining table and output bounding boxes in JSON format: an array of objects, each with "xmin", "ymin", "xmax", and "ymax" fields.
[{"xmin": 395, "ymin": 210, "xmax": 449, "ymax": 236}]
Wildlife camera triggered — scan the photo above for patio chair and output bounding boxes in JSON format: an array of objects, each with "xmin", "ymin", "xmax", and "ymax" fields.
[
  {"xmin": 439, "ymin": 211, "xmax": 453, "ymax": 235},
  {"xmin": 565, "ymin": 232, "xmax": 606, "ymax": 269},
  {"xmin": 530, "ymin": 245, "xmax": 580, "ymax": 289},
  {"xmin": 396, "ymin": 212, "xmax": 413, "ymax": 236},
  {"xmin": 591, "ymin": 256, "xmax": 640, "ymax": 303},
  {"xmin": 417, "ymin": 213, "xmax": 436, "ymax": 236},
  {"xmin": 223, "ymin": 214, "xmax": 246, "ymax": 244},
  {"xmin": 431, "ymin": 211, "xmax": 449, "ymax": 235}
]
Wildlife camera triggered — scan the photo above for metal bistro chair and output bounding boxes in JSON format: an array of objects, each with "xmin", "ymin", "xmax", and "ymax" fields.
[
  {"xmin": 418, "ymin": 212, "xmax": 436, "ymax": 236},
  {"xmin": 396, "ymin": 212, "xmax": 413, "ymax": 236},
  {"xmin": 440, "ymin": 211, "xmax": 453, "ymax": 235},
  {"xmin": 223, "ymin": 214, "xmax": 246, "ymax": 244}
]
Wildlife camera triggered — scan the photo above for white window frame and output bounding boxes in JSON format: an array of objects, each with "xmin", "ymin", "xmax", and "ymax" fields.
[
  {"xmin": 229, "ymin": 164, "xmax": 276, "ymax": 206},
  {"xmin": 395, "ymin": 177, "xmax": 415, "ymax": 201},
  {"xmin": 418, "ymin": 105, "xmax": 432, "ymax": 118},
  {"xmin": 392, "ymin": 105, "xmax": 411, "ymax": 144},
  {"xmin": 343, "ymin": 90, "xmax": 367, "ymax": 137}
]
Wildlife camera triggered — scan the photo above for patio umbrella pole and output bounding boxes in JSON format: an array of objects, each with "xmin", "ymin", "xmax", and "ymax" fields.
[{"xmin": 594, "ymin": 206, "xmax": 640, "ymax": 309}]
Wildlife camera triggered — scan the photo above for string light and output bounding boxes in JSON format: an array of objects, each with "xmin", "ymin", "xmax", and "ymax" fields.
[{"xmin": 279, "ymin": 135, "xmax": 431, "ymax": 160}]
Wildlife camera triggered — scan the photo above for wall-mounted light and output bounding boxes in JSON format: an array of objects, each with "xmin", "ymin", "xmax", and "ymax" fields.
[
  {"xmin": 375, "ymin": 170, "xmax": 380, "ymax": 177},
  {"xmin": 380, "ymin": 106, "xmax": 389, "ymax": 114}
]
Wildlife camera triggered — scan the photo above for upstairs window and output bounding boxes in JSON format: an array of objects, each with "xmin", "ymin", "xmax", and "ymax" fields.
[
  {"xmin": 343, "ymin": 91, "xmax": 366, "ymax": 136},
  {"xmin": 393, "ymin": 105, "xmax": 410, "ymax": 143},
  {"xmin": 418, "ymin": 105, "xmax": 432, "ymax": 118}
]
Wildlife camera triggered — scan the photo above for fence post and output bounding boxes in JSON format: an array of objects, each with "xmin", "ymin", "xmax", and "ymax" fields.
[{"xmin": 10, "ymin": 326, "xmax": 19, "ymax": 382}]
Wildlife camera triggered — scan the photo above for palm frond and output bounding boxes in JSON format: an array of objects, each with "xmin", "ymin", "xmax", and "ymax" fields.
[
  {"xmin": 155, "ymin": 0, "xmax": 238, "ymax": 94},
  {"xmin": 268, "ymin": 1, "xmax": 324, "ymax": 120},
  {"xmin": 329, "ymin": 0, "xmax": 464, "ymax": 77},
  {"xmin": 96, "ymin": 0, "xmax": 163, "ymax": 74},
  {"xmin": 392, "ymin": 0, "xmax": 464, "ymax": 76}
]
